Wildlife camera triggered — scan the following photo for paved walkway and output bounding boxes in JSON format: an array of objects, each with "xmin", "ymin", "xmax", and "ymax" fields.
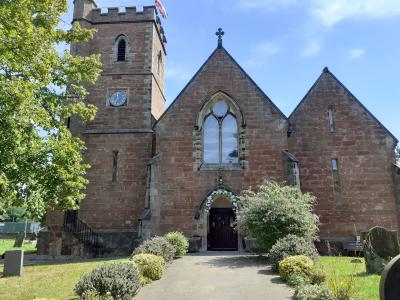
[{"xmin": 135, "ymin": 252, "xmax": 293, "ymax": 300}]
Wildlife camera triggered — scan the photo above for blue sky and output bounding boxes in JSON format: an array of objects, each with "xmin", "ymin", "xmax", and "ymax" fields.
[{"xmin": 63, "ymin": 0, "xmax": 400, "ymax": 141}]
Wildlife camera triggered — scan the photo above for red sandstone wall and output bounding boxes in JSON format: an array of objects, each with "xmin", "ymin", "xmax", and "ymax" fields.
[
  {"xmin": 48, "ymin": 5, "xmax": 166, "ymax": 231},
  {"xmin": 288, "ymin": 70, "xmax": 399, "ymax": 238},
  {"xmin": 79, "ymin": 133, "xmax": 152, "ymax": 229},
  {"xmin": 149, "ymin": 48, "xmax": 289, "ymax": 236}
]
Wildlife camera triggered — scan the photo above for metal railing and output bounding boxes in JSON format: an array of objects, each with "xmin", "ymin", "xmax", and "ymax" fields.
[{"xmin": 64, "ymin": 211, "xmax": 100, "ymax": 255}]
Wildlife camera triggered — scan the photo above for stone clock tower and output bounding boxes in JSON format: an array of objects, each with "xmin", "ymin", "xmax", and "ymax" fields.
[{"xmin": 43, "ymin": 0, "xmax": 167, "ymax": 255}]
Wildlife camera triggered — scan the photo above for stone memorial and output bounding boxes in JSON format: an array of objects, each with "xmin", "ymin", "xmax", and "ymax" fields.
[
  {"xmin": 380, "ymin": 254, "xmax": 400, "ymax": 300},
  {"xmin": 362, "ymin": 226, "xmax": 400, "ymax": 274},
  {"xmin": 13, "ymin": 233, "xmax": 25, "ymax": 248},
  {"xmin": 4, "ymin": 250, "xmax": 24, "ymax": 276}
]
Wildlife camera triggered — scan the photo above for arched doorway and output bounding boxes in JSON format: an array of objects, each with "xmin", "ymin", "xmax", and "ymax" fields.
[{"xmin": 208, "ymin": 196, "xmax": 238, "ymax": 250}]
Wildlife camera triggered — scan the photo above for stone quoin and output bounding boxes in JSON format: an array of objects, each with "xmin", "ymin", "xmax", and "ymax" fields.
[{"xmin": 38, "ymin": 0, "xmax": 400, "ymax": 256}]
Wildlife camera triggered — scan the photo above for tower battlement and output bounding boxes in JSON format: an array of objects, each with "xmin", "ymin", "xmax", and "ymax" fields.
[
  {"xmin": 73, "ymin": 1, "xmax": 167, "ymax": 46},
  {"xmin": 91, "ymin": 6, "xmax": 156, "ymax": 22}
]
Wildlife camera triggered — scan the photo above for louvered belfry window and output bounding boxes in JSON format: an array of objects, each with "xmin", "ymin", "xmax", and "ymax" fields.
[{"xmin": 117, "ymin": 39, "xmax": 126, "ymax": 62}]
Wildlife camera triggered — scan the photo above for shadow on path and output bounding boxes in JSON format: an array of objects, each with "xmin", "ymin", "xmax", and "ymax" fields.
[{"xmin": 194, "ymin": 252, "xmax": 268, "ymax": 269}]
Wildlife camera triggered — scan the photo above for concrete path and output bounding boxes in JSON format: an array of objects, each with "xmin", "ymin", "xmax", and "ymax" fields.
[{"xmin": 135, "ymin": 252, "xmax": 293, "ymax": 300}]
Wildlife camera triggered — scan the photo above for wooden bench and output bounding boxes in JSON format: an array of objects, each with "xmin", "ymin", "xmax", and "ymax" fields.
[{"xmin": 342, "ymin": 240, "xmax": 363, "ymax": 254}]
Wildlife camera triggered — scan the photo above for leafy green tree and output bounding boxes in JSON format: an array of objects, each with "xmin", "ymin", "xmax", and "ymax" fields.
[
  {"xmin": 2, "ymin": 206, "xmax": 27, "ymax": 222},
  {"xmin": 0, "ymin": 1, "xmax": 102, "ymax": 219},
  {"xmin": 237, "ymin": 180, "xmax": 319, "ymax": 252}
]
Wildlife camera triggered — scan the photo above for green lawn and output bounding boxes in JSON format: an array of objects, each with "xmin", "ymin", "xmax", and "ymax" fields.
[
  {"xmin": 0, "ymin": 239, "xmax": 37, "ymax": 255},
  {"xmin": 0, "ymin": 258, "xmax": 128, "ymax": 300},
  {"xmin": 318, "ymin": 256, "xmax": 381, "ymax": 300},
  {"xmin": 0, "ymin": 255, "xmax": 380, "ymax": 300}
]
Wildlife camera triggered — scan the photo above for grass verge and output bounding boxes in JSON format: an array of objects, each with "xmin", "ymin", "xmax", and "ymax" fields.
[
  {"xmin": 0, "ymin": 258, "xmax": 128, "ymax": 300},
  {"xmin": 318, "ymin": 256, "xmax": 380, "ymax": 300},
  {"xmin": 0, "ymin": 239, "xmax": 37, "ymax": 256}
]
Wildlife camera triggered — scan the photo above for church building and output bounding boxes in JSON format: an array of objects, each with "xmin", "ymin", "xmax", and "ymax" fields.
[{"xmin": 38, "ymin": 0, "xmax": 400, "ymax": 256}]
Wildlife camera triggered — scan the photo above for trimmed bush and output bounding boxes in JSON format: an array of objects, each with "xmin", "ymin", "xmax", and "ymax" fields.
[
  {"xmin": 131, "ymin": 253, "xmax": 166, "ymax": 282},
  {"xmin": 74, "ymin": 262, "xmax": 140, "ymax": 300},
  {"xmin": 295, "ymin": 284, "xmax": 334, "ymax": 300},
  {"xmin": 269, "ymin": 234, "xmax": 319, "ymax": 271},
  {"xmin": 237, "ymin": 181, "xmax": 319, "ymax": 253},
  {"xmin": 287, "ymin": 274, "xmax": 306, "ymax": 287},
  {"xmin": 81, "ymin": 290, "xmax": 113, "ymax": 300},
  {"xmin": 165, "ymin": 231, "xmax": 189, "ymax": 257},
  {"xmin": 279, "ymin": 255, "xmax": 314, "ymax": 281},
  {"xmin": 132, "ymin": 236, "xmax": 175, "ymax": 263}
]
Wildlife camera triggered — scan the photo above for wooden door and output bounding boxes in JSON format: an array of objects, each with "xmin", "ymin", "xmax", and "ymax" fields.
[{"xmin": 208, "ymin": 208, "xmax": 238, "ymax": 250}]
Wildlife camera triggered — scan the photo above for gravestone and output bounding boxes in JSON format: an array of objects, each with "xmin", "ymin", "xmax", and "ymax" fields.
[
  {"xmin": 380, "ymin": 254, "xmax": 400, "ymax": 300},
  {"xmin": 4, "ymin": 250, "xmax": 24, "ymax": 276},
  {"xmin": 362, "ymin": 226, "xmax": 400, "ymax": 274},
  {"xmin": 13, "ymin": 233, "xmax": 25, "ymax": 248}
]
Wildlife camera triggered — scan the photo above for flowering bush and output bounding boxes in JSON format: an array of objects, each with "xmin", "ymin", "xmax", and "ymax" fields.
[
  {"xmin": 131, "ymin": 253, "xmax": 166, "ymax": 282},
  {"xmin": 237, "ymin": 180, "xmax": 319, "ymax": 252},
  {"xmin": 164, "ymin": 231, "xmax": 189, "ymax": 257},
  {"xmin": 132, "ymin": 236, "xmax": 175, "ymax": 263},
  {"xmin": 279, "ymin": 255, "xmax": 314, "ymax": 281},
  {"xmin": 74, "ymin": 262, "xmax": 140, "ymax": 300},
  {"xmin": 269, "ymin": 234, "xmax": 319, "ymax": 271},
  {"xmin": 295, "ymin": 284, "xmax": 334, "ymax": 300}
]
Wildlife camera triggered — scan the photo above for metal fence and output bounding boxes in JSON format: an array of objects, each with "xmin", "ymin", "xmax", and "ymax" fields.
[{"xmin": 0, "ymin": 222, "xmax": 41, "ymax": 233}]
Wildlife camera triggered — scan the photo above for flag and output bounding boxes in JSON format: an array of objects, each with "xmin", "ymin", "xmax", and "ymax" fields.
[{"xmin": 155, "ymin": 0, "xmax": 168, "ymax": 19}]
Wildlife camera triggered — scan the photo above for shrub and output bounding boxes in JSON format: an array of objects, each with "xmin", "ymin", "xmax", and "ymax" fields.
[
  {"xmin": 295, "ymin": 284, "xmax": 334, "ymax": 300},
  {"xmin": 132, "ymin": 236, "xmax": 175, "ymax": 263},
  {"xmin": 237, "ymin": 180, "xmax": 319, "ymax": 253},
  {"xmin": 131, "ymin": 253, "xmax": 166, "ymax": 282},
  {"xmin": 164, "ymin": 231, "xmax": 189, "ymax": 257},
  {"xmin": 287, "ymin": 274, "xmax": 306, "ymax": 287},
  {"xmin": 80, "ymin": 290, "xmax": 113, "ymax": 300},
  {"xmin": 308, "ymin": 268, "xmax": 326, "ymax": 285},
  {"xmin": 269, "ymin": 234, "xmax": 319, "ymax": 271},
  {"xmin": 279, "ymin": 255, "xmax": 314, "ymax": 281},
  {"xmin": 74, "ymin": 262, "xmax": 140, "ymax": 300}
]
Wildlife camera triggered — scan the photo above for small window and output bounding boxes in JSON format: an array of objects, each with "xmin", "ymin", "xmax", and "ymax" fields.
[
  {"xmin": 331, "ymin": 159, "xmax": 340, "ymax": 193},
  {"xmin": 328, "ymin": 108, "xmax": 335, "ymax": 132},
  {"xmin": 117, "ymin": 39, "xmax": 126, "ymax": 62},
  {"xmin": 112, "ymin": 151, "xmax": 119, "ymax": 182},
  {"xmin": 157, "ymin": 51, "xmax": 162, "ymax": 75}
]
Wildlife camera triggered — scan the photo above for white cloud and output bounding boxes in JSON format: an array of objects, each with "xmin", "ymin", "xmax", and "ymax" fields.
[
  {"xmin": 235, "ymin": 0, "xmax": 400, "ymax": 27},
  {"xmin": 310, "ymin": 0, "xmax": 400, "ymax": 27},
  {"xmin": 349, "ymin": 48, "xmax": 366, "ymax": 59},
  {"xmin": 165, "ymin": 63, "xmax": 192, "ymax": 82},
  {"xmin": 236, "ymin": 0, "xmax": 299, "ymax": 10},
  {"xmin": 246, "ymin": 41, "xmax": 281, "ymax": 66},
  {"xmin": 301, "ymin": 37, "xmax": 322, "ymax": 57}
]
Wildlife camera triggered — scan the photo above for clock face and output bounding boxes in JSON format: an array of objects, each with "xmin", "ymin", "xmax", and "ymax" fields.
[{"xmin": 109, "ymin": 91, "xmax": 127, "ymax": 107}]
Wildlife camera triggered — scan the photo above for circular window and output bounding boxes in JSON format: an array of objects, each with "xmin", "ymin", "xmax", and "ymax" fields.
[{"xmin": 212, "ymin": 101, "xmax": 229, "ymax": 117}]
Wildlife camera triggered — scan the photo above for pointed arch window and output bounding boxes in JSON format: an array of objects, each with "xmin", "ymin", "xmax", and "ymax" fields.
[
  {"xmin": 117, "ymin": 38, "xmax": 127, "ymax": 61},
  {"xmin": 203, "ymin": 100, "xmax": 239, "ymax": 165}
]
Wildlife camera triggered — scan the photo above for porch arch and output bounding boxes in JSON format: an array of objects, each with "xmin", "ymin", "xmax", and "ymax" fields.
[{"xmin": 195, "ymin": 187, "xmax": 238, "ymax": 220}]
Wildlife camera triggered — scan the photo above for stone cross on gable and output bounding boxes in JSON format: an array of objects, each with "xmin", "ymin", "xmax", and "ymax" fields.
[{"xmin": 216, "ymin": 28, "xmax": 225, "ymax": 48}]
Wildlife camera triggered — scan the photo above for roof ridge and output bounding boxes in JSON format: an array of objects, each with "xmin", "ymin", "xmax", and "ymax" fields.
[
  {"xmin": 154, "ymin": 46, "xmax": 287, "ymax": 128},
  {"xmin": 289, "ymin": 67, "xmax": 398, "ymax": 144}
]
